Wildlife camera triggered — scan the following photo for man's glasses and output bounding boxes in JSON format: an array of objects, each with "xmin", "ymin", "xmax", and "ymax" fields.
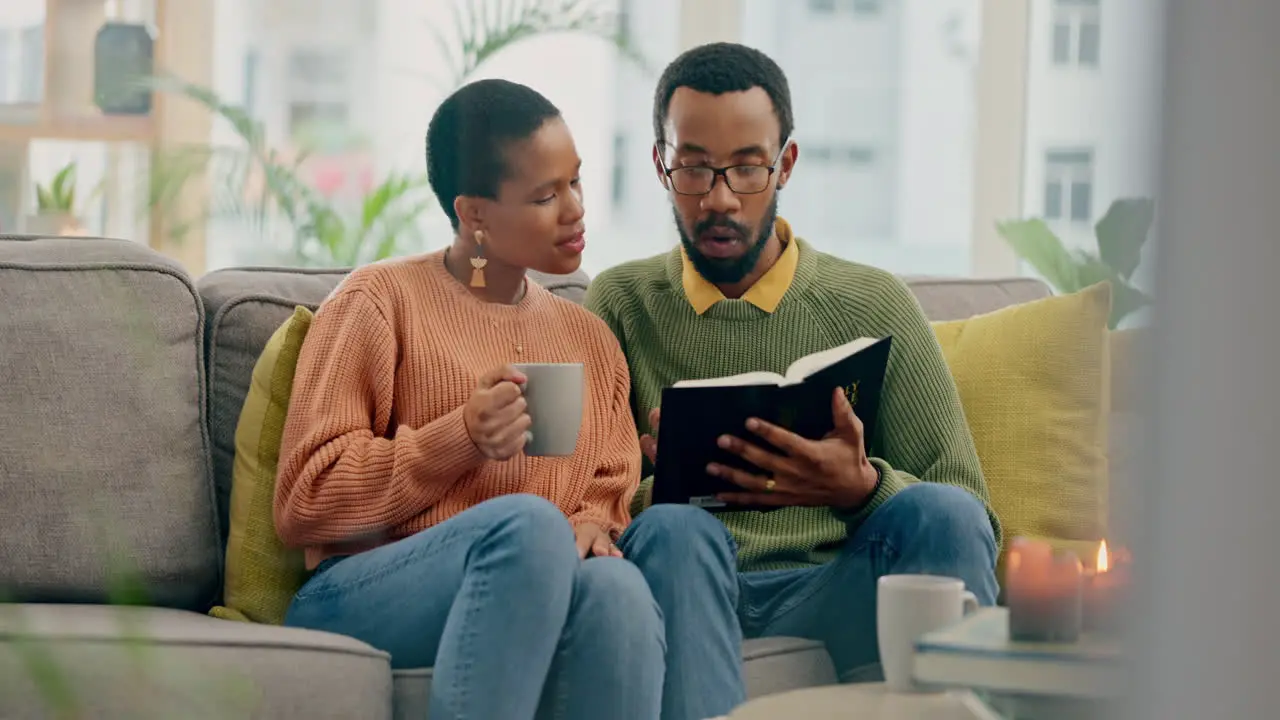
[{"xmin": 657, "ymin": 143, "xmax": 789, "ymax": 196}]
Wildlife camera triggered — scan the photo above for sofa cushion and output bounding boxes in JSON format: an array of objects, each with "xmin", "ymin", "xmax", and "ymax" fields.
[
  {"xmin": 932, "ymin": 282, "xmax": 1113, "ymax": 566},
  {"xmin": 197, "ymin": 267, "xmax": 349, "ymax": 544},
  {"xmin": 741, "ymin": 636, "xmax": 839, "ymax": 697},
  {"xmin": 0, "ymin": 236, "xmax": 221, "ymax": 610},
  {"xmin": 196, "ymin": 265, "xmax": 590, "ymax": 544},
  {"xmin": 0, "ymin": 603, "xmax": 391, "ymax": 718},
  {"xmin": 212, "ymin": 307, "xmax": 314, "ymax": 625},
  {"xmin": 386, "ymin": 636, "xmax": 836, "ymax": 719},
  {"xmin": 902, "ymin": 276, "xmax": 1052, "ymax": 321}
]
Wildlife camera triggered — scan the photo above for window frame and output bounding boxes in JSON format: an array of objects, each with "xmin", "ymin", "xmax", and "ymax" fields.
[
  {"xmin": 1043, "ymin": 148, "xmax": 1095, "ymax": 224},
  {"xmin": 283, "ymin": 47, "xmax": 353, "ymax": 140},
  {"xmin": 1050, "ymin": 0, "xmax": 1101, "ymax": 68}
]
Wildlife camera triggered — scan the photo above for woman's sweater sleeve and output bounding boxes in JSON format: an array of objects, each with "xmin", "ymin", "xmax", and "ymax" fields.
[
  {"xmin": 566, "ymin": 343, "xmax": 643, "ymax": 540},
  {"xmin": 273, "ymin": 288, "xmax": 486, "ymax": 547}
]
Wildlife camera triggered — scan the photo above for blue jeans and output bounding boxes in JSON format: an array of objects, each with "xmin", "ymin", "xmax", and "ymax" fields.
[
  {"xmin": 284, "ymin": 493, "xmax": 665, "ymax": 720},
  {"xmin": 618, "ymin": 482, "xmax": 999, "ymax": 720}
]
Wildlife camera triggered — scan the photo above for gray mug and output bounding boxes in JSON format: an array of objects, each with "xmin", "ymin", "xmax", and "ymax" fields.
[{"xmin": 513, "ymin": 362, "xmax": 584, "ymax": 456}]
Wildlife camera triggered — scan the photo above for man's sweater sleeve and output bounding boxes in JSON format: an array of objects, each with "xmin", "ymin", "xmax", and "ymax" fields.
[
  {"xmin": 834, "ymin": 277, "xmax": 1003, "ymax": 546},
  {"xmin": 273, "ymin": 288, "xmax": 486, "ymax": 548},
  {"xmin": 583, "ymin": 274, "xmax": 626, "ymax": 347}
]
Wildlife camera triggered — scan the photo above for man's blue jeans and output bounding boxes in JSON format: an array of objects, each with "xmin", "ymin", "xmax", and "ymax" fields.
[
  {"xmin": 617, "ymin": 482, "xmax": 999, "ymax": 720},
  {"xmin": 284, "ymin": 493, "xmax": 666, "ymax": 720}
]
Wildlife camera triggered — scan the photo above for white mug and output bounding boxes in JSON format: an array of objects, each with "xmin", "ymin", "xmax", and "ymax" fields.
[
  {"xmin": 877, "ymin": 574, "xmax": 979, "ymax": 693},
  {"xmin": 513, "ymin": 362, "xmax": 584, "ymax": 456}
]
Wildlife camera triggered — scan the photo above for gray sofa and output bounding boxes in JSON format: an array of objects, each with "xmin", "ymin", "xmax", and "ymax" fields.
[{"xmin": 0, "ymin": 235, "xmax": 1052, "ymax": 718}]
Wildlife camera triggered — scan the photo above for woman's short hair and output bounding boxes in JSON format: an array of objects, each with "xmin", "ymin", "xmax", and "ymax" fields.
[{"xmin": 425, "ymin": 79, "xmax": 562, "ymax": 230}]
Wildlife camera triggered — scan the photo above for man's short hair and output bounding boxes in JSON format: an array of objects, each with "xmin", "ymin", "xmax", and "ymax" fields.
[
  {"xmin": 426, "ymin": 78, "xmax": 561, "ymax": 230},
  {"xmin": 652, "ymin": 42, "xmax": 794, "ymax": 148}
]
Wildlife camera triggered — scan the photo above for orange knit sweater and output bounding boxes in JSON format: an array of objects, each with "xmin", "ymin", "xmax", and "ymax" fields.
[{"xmin": 274, "ymin": 251, "xmax": 642, "ymax": 569}]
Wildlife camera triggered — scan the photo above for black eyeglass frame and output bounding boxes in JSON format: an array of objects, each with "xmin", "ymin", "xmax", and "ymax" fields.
[{"xmin": 655, "ymin": 141, "xmax": 791, "ymax": 196}]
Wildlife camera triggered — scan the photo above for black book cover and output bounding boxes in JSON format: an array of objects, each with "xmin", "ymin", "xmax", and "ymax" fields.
[{"xmin": 652, "ymin": 336, "xmax": 893, "ymax": 512}]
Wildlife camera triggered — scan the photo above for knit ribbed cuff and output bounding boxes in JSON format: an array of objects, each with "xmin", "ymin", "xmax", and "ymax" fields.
[{"xmin": 833, "ymin": 458, "xmax": 911, "ymax": 526}]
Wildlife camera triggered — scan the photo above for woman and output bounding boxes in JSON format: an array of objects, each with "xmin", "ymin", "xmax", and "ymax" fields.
[{"xmin": 274, "ymin": 79, "xmax": 663, "ymax": 720}]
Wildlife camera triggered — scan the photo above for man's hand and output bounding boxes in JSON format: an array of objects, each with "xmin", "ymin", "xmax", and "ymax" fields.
[
  {"xmin": 574, "ymin": 522, "xmax": 622, "ymax": 559},
  {"xmin": 710, "ymin": 387, "xmax": 880, "ymax": 509},
  {"xmin": 639, "ymin": 407, "xmax": 660, "ymax": 464},
  {"xmin": 463, "ymin": 365, "xmax": 531, "ymax": 460}
]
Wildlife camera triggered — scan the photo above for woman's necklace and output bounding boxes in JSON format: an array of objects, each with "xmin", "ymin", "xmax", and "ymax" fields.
[{"xmin": 444, "ymin": 249, "xmax": 527, "ymax": 356}]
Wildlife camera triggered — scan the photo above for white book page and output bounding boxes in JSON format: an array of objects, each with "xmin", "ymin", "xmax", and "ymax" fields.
[
  {"xmin": 672, "ymin": 371, "xmax": 786, "ymax": 389},
  {"xmin": 782, "ymin": 337, "xmax": 880, "ymax": 384},
  {"xmin": 670, "ymin": 337, "xmax": 881, "ymax": 390}
]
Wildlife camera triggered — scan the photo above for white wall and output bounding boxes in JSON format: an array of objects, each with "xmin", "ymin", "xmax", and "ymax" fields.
[
  {"xmin": 894, "ymin": 0, "xmax": 980, "ymax": 253},
  {"xmin": 600, "ymin": 0, "xmax": 683, "ymax": 275},
  {"xmin": 1022, "ymin": 0, "xmax": 1165, "ymax": 251},
  {"xmin": 255, "ymin": 0, "xmax": 377, "ymax": 148},
  {"xmin": 741, "ymin": 0, "xmax": 902, "ymax": 252},
  {"xmin": 734, "ymin": 0, "xmax": 979, "ymax": 275}
]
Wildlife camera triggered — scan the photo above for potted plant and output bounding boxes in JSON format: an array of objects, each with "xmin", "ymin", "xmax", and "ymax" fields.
[
  {"xmin": 996, "ymin": 197, "xmax": 1155, "ymax": 330},
  {"xmin": 27, "ymin": 162, "xmax": 90, "ymax": 236}
]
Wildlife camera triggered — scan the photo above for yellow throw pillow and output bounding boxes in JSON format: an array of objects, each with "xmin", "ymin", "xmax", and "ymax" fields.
[
  {"xmin": 932, "ymin": 282, "xmax": 1112, "ymax": 570},
  {"xmin": 210, "ymin": 306, "xmax": 313, "ymax": 625}
]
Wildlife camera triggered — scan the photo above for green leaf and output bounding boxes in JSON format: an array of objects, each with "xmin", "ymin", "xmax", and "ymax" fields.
[
  {"xmin": 1072, "ymin": 252, "xmax": 1152, "ymax": 328},
  {"xmin": 370, "ymin": 196, "xmax": 435, "ymax": 263},
  {"xmin": 9, "ymin": 628, "xmax": 79, "ymax": 718},
  {"xmin": 996, "ymin": 218, "xmax": 1084, "ymax": 293},
  {"xmin": 35, "ymin": 184, "xmax": 54, "ymax": 212},
  {"xmin": 34, "ymin": 162, "xmax": 78, "ymax": 213},
  {"xmin": 1073, "ymin": 251, "xmax": 1115, "ymax": 287},
  {"xmin": 1111, "ymin": 282, "xmax": 1152, "ymax": 328},
  {"xmin": 52, "ymin": 164, "xmax": 76, "ymax": 210},
  {"xmin": 145, "ymin": 73, "xmax": 320, "ymax": 249},
  {"xmin": 145, "ymin": 75, "xmax": 267, "ymax": 154},
  {"xmin": 1094, "ymin": 197, "xmax": 1154, "ymax": 280}
]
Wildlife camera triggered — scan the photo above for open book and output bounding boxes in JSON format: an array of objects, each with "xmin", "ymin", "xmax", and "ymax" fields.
[
  {"xmin": 653, "ymin": 336, "xmax": 892, "ymax": 511},
  {"xmin": 672, "ymin": 337, "xmax": 886, "ymax": 390}
]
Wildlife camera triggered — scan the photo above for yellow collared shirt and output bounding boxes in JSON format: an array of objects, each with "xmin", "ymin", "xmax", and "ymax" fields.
[{"xmin": 681, "ymin": 217, "xmax": 799, "ymax": 315}]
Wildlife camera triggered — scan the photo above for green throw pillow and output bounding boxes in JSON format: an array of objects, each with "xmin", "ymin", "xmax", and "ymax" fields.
[{"xmin": 210, "ymin": 306, "xmax": 313, "ymax": 625}]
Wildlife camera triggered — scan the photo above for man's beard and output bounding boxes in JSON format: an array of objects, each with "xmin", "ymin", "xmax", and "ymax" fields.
[{"xmin": 674, "ymin": 195, "xmax": 779, "ymax": 285}]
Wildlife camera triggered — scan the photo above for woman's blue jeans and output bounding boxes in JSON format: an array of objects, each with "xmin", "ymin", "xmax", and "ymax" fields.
[{"xmin": 284, "ymin": 493, "xmax": 665, "ymax": 720}]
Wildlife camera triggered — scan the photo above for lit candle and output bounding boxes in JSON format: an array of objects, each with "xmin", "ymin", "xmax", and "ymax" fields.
[
  {"xmin": 1083, "ymin": 539, "xmax": 1132, "ymax": 634},
  {"xmin": 1006, "ymin": 537, "xmax": 1084, "ymax": 643}
]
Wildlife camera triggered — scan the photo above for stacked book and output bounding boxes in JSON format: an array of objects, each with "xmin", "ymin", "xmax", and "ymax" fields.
[{"xmin": 913, "ymin": 607, "xmax": 1126, "ymax": 700}]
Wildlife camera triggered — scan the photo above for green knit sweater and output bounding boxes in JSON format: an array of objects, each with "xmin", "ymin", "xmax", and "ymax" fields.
[{"xmin": 585, "ymin": 238, "xmax": 1000, "ymax": 572}]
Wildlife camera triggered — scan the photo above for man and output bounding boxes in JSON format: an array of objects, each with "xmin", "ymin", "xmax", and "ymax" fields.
[{"xmin": 585, "ymin": 43, "xmax": 1001, "ymax": 720}]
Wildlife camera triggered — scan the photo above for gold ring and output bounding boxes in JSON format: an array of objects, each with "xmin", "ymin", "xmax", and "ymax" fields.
[{"xmin": 764, "ymin": 479, "xmax": 776, "ymax": 492}]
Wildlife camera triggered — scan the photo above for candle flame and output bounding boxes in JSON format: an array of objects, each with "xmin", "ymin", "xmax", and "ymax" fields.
[{"xmin": 1097, "ymin": 539, "xmax": 1110, "ymax": 573}]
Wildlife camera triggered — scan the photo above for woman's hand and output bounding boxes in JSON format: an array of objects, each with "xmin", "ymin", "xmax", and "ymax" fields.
[
  {"xmin": 574, "ymin": 522, "xmax": 622, "ymax": 559},
  {"xmin": 464, "ymin": 365, "xmax": 531, "ymax": 460}
]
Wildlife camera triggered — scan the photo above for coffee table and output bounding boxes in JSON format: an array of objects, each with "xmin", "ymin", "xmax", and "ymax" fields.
[{"xmin": 716, "ymin": 683, "xmax": 1005, "ymax": 719}]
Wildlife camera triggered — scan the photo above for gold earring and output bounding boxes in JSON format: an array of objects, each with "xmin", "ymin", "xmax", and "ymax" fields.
[{"xmin": 470, "ymin": 230, "xmax": 488, "ymax": 288}]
